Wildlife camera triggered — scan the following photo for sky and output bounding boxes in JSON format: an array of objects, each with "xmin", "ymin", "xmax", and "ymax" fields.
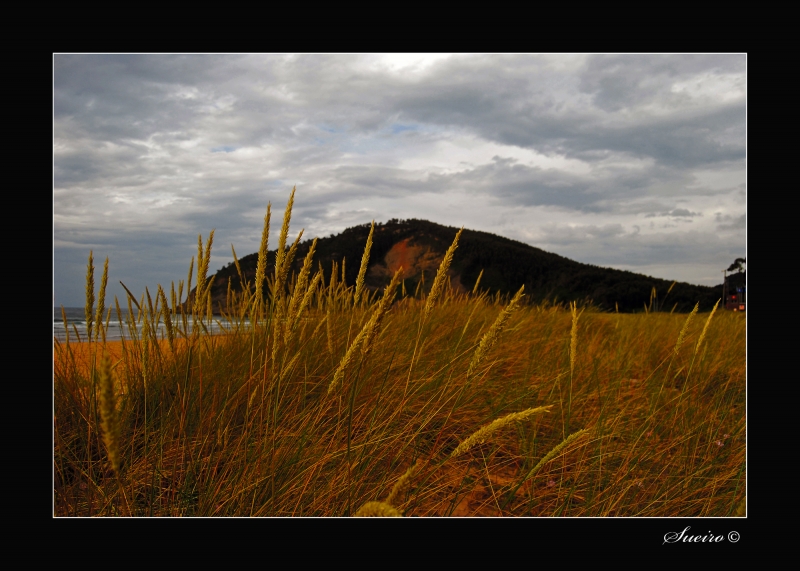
[{"xmin": 54, "ymin": 53, "xmax": 746, "ymax": 307}]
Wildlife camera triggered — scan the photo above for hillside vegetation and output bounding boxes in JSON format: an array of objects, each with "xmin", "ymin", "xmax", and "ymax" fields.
[
  {"xmin": 54, "ymin": 188, "xmax": 746, "ymax": 517},
  {"xmin": 205, "ymin": 218, "xmax": 723, "ymax": 314}
]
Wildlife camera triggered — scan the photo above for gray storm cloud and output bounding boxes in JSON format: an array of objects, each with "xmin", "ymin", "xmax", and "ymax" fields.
[{"xmin": 54, "ymin": 54, "xmax": 746, "ymax": 306}]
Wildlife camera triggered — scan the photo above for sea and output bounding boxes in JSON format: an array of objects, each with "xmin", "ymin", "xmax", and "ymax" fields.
[{"xmin": 54, "ymin": 307, "xmax": 243, "ymax": 343}]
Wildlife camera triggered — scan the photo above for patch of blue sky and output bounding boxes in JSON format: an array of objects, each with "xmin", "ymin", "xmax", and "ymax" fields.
[
  {"xmin": 340, "ymin": 135, "xmax": 397, "ymax": 154},
  {"xmin": 312, "ymin": 125, "xmax": 345, "ymax": 146},
  {"xmin": 386, "ymin": 122, "xmax": 447, "ymax": 138},
  {"xmin": 316, "ymin": 124, "xmax": 343, "ymax": 134},
  {"xmin": 390, "ymin": 123, "xmax": 418, "ymax": 134},
  {"xmin": 211, "ymin": 145, "xmax": 238, "ymax": 153}
]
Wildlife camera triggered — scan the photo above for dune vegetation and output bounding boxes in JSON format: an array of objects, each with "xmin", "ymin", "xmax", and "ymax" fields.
[{"xmin": 54, "ymin": 187, "xmax": 746, "ymax": 517}]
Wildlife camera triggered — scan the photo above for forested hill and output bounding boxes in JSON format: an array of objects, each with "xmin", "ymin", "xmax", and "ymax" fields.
[{"xmin": 202, "ymin": 218, "xmax": 724, "ymax": 313}]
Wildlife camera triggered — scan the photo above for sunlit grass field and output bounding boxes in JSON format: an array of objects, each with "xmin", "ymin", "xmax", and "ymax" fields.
[{"xmin": 53, "ymin": 188, "xmax": 746, "ymax": 517}]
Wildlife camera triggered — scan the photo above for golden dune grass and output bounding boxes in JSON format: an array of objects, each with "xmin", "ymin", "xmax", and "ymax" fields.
[{"xmin": 54, "ymin": 187, "xmax": 745, "ymax": 517}]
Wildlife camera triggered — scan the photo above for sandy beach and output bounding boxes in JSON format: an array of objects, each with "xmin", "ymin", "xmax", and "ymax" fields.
[{"xmin": 54, "ymin": 338, "xmax": 192, "ymax": 377}]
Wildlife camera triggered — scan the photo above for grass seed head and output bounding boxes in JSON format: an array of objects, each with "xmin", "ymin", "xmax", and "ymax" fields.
[
  {"xmin": 287, "ymin": 237, "xmax": 318, "ymax": 324},
  {"xmin": 362, "ymin": 268, "xmax": 403, "ymax": 355},
  {"xmin": 354, "ymin": 221, "xmax": 374, "ymax": 306},
  {"xmin": 185, "ymin": 256, "xmax": 194, "ymax": 307},
  {"xmin": 274, "ymin": 186, "xmax": 296, "ymax": 285},
  {"xmin": 85, "ymin": 251, "xmax": 95, "ymax": 342},
  {"xmin": 326, "ymin": 308, "xmax": 334, "ymax": 354},
  {"xmin": 328, "ymin": 260, "xmax": 338, "ymax": 300},
  {"xmin": 694, "ymin": 299, "xmax": 720, "ymax": 356},
  {"xmin": 466, "ymin": 284, "xmax": 525, "ymax": 378},
  {"xmin": 472, "ymin": 269, "xmax": 484, "ymax": 295},
  {"xmin": 450, "ymin": 405, "xmax": 552, "ymax": 459},
  {"xmin": 328, "ymin": 269, "xmax": 401, "ymax": 394},
  {"xmin": 254, "ymin": 203, "xmax": 271, "ymax": 305},
  {"xmin": 674, "ymin": 302, "xmax": 699, "ymax": 357},
  {"xmin": 275, "ymin": 229, "xmax": 304, "ymax": 302},
  {"xmin": 94, "ymin": 256, "xmax": 109, "ymax": 342},
  {"xmin": 386, "ymin": 460, "xmax": 422, "ymax": 507},
  {"xmin": 570, "ymin": 301, "xmax": 579, "ymax": 377},
  {"xmin": 286, "ymin": 269, "xmax": 323, "ymax": 343},
  {"xmin": 424, "ymin": 227, "xmax": 462, "ymax": 319},
  {"xmin": 194, "ymin": 235, "xmax": 205, "ymax": 316},
  {"xmin": 329, "ymin": 322, "xmax": 369, "ymax": 394},
  {"xmin": 97, "ymin": 353, "xmax": 121, "ymax": 476},
  {"xmin": 158, "ymin": 285, "xmax": 174, "ymax": 352},
  {"xmin": 199, "ymin": 231, "xmax": 215, "ymax": 308},
  {"xmin": 520, "ymin": 428, "xmax": 589, "ymax": 484},
  {"xmin": 354, "ymin": 501, "xmax": 403, "ymax": 517}
]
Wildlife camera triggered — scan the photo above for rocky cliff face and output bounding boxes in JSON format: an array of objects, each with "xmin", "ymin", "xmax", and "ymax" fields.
[{"xmin": 367, "ymin": 237, "xmax": 466, "ymax": 292}]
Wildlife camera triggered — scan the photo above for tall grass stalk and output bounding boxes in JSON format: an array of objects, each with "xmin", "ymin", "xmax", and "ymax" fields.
[
  {"xmin": 354, "ymin": 221, "xmax": 374, "ymax": 307},
  {"xmin": 466, "ymin": 285, "xmax": 525, "ymax": 380},
  {"xmin": 567, "ymin": 301, "xmax": 579, "ymax": 436},
  {"xmin": 85, "ymin": 251, "xmax": 95, "ymax": 343},
  {"xmin": 472, "ymin": 269, "xmax": 484, "ymax": 295},
  {"xmin": 450, "ymin": 406, "xmax": 552, "ymax": 458},
  {"xmin": 94, "ymin": 257, "xmax": 109, "ymax": 343},
  {"xmin": 403, "ymin": 228, "xmax": 463, "ymax": 394},
  {"xmin": 254, "ymin": 203, "xmax": 271, "ymax": 313},
  {"xmin": 503, "ymin": 428, "xmax": 590, "ymax": 508},
  {"xmin": 328, "ymin": 268, "xmax": 403, "ymax": 395},
  {"xmin": 423, "ymin": 227, "xmax": 462, "ymax": 321}
]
